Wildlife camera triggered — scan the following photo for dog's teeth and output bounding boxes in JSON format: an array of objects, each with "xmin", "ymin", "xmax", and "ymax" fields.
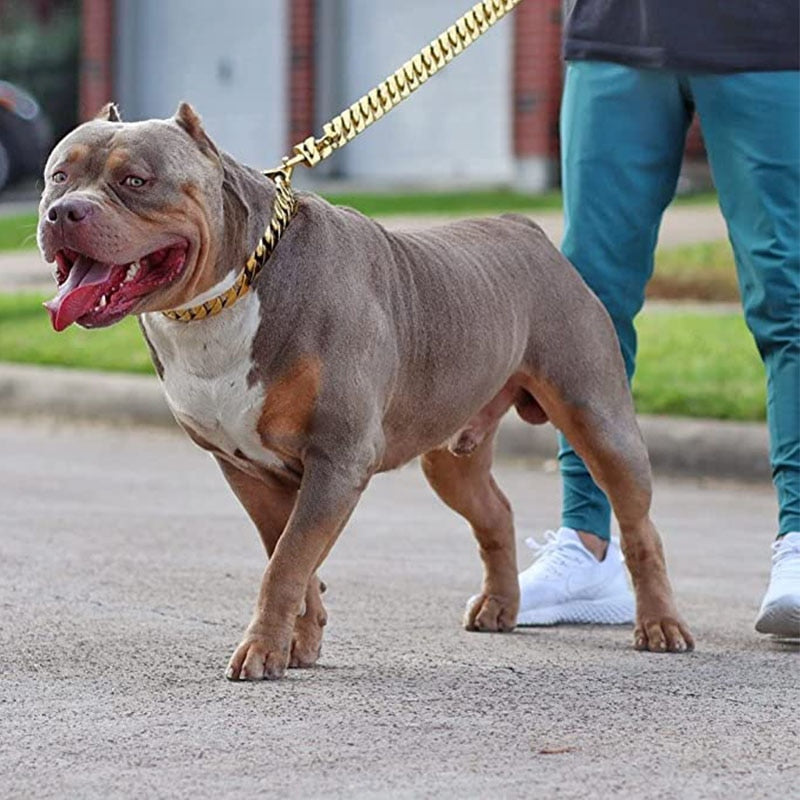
[
  {"xmin": 99, "ymin": 295, "xmax": 108, "ymax": 308},
  {"xmin": 125, "ymin": 261, "xmax": 141, "ymax": 282}
]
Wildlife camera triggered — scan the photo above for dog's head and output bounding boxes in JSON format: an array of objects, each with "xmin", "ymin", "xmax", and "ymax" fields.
[{"xmin": 38, "ymin": 102, "xmax": 232, "ymax": 331}]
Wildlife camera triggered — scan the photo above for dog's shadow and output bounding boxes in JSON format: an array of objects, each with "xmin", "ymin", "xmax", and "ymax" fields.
[{"xmin": 768, "ymin": 636, "xmax": 800, "ymax": 651}]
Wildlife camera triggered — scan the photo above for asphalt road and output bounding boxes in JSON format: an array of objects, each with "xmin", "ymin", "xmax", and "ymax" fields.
[{"xmin": 0, "ymin": 419, "xmax": 797, "ymax": 799}]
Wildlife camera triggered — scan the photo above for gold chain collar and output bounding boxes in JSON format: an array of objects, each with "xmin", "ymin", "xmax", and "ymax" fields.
[
  {"xmin": 161, "ymin": 0, "xmax": 522, "ymax": 323},
  {"xmin": 161, "ymin": 168, "xmax": 297, "ymax": 322}
]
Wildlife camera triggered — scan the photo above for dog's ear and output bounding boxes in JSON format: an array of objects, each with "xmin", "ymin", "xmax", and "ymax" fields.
[
  {"xmin": 95, "ymin": 102, "xmax": 122, "ymax": 122},
  {"xmin": 173, "ymin": 101, "xmax": 219, "ymax": 158}
]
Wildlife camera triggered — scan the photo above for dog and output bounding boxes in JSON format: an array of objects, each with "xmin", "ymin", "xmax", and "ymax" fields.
[{"xmin": 37, "ymin": 102, "xmax": 694, "ymax": 680}]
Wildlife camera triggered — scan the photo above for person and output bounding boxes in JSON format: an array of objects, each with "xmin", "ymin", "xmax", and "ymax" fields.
[{"xmin": 517, "ymin": 0, "xmax": 800, "ymax": 637}]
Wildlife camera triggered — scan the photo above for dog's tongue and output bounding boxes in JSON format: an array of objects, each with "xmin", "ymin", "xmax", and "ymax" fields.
[{"xmin": 44, "ymin": 256, "xmax": 115, "ymax": 331}]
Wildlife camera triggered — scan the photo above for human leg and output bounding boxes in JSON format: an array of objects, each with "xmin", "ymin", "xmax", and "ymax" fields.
[
  {"xmin": 691, "ymin": 71, "xmax": 800, "ymax": 538},
  {"xmin": 691, "ymin": 70, "xmax": 800, "ymax": 637},
  {"xmin": 558, "ymin": 61, "xmax": 692, "ymax": 542}
]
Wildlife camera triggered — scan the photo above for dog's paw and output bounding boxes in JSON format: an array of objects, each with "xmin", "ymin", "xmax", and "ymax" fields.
[
  {"xmin": 464, "ymin": 592, "xmax": 518, "ymax": 633},
  {"xmin": 289, "ymin": 633, "xmax": 321, "ymax": 669},
  {"xmin": 225, "ymin": 636, "xmax": 289, "ymax": 681},
  {"xmin": 288, "ymin": 611, "xmax": 326, "ymax": 669},
  {"xmin": 288, "ymin": 578, "xmax": 327, "ymax": 669},
  {"xmin": 633, "ymin": 614, "xmax": 694, "ymax": 653}
]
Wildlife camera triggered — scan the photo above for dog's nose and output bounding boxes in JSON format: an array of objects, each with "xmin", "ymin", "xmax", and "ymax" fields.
[{"xmin": 46, "ymin": 197, "xmax": 95, "ymax": 224}]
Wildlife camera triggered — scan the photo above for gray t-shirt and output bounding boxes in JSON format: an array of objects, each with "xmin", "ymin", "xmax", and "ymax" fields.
[{"xmin": 563, "ymin": 0, "xmax": 800, "ymax": 73}]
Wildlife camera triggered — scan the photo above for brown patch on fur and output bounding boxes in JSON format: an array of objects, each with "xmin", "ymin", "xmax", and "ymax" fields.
[
  {"xmin": 514, "ymin": 388, "xmax": 548, "ymax": 424},
  {"xmin": 258, "ymin": 356, "xmax": 322, "ymax": 441},
  {"xmin": 104, "ymin": 148, "xmax": 130, "ymax": 173},
  {"xmin": 161, "ymin": 181, "xmax": 219, "ymax": 303},
  {"xmin": 120, "ymin": 183, "xmax": 218, "ymax": 313},
  {"xmin": 217, "ymin": 458, "xmax": 297, "ymax": 556},
  {"xmin": 65, "ymin": 145, "xmax": 89, "ymax": 164}
]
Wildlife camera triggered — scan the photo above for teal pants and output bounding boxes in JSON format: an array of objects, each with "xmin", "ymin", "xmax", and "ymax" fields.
[{"xmin": 559, "ymin": 62, "xmax": 800, "ymax": 539}]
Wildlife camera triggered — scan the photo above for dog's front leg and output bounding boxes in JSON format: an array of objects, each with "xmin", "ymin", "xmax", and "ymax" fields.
[
  {"xmin": 216, "ymin": 458, "xmax": 326, "ymax": 668},
  {"xmin": 226, "ymin": 458, "xmax": 365, "ymax": 681}
]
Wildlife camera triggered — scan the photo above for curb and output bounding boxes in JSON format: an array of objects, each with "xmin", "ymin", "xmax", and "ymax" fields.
[
  {"xmin": 495, "ymin": 412, "xmax": 769, "ymax": 482},
  {"xmin": 0, "ymin": 363, "xmax": 770, "ymax": 482}
]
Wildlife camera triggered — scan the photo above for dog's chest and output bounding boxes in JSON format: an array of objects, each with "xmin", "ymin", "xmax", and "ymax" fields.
[{"xmin": 141, "ymin": 294, "xmax": 282, "ymax": 471}]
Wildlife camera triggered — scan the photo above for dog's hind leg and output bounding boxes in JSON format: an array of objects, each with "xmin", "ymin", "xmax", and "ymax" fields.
[
  {"xmin": 216, "ymin": 459, "xmax": 328, "ymax": 669},
  {"xmin": 421, "ymin": 427, "xmax": 519, "ymax": 632},
  {"xmin": 526, "ymin": 369, "xmax": 694, "ymax": 653}
]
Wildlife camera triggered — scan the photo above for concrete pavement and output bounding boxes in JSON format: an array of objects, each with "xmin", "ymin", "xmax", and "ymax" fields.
[{"xmin": 0, "ymin": 418, "xmax": 796, "ymax": 799}]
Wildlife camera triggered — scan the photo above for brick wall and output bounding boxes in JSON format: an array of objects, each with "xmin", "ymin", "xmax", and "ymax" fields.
[
  {"xmin": 513, "ymin": 0, "xmax": 563, "ymax": 161},
  {"xmin": 684, "ymin": 116, "xmax": 706, "ymax": 159},
  {"xmin": 288, "ymin": 0, "xmax": 315, "ymax": 151},
  {"xmin": 79, "ymin": 0, "xmax": 113, "ymax": 122},
  {"xmin": 515, "ymin": 0, "xmax": 707, "ymax": 183}
]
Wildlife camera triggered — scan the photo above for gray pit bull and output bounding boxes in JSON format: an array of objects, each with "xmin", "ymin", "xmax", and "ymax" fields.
[{"xmin": 37, "ymin": 103, "xmax": 693, "ymax": 680}]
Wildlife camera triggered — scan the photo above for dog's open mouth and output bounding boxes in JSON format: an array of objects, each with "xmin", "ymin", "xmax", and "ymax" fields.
[{"xmin": 44, "ymin": 241, "xmax": 189, "ymax": 331}]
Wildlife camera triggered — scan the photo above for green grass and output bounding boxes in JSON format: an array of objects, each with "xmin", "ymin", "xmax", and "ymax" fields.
[
  {"xmin": 0, "ymin": 292, "xmax": 764, "ymax": 421},
  {"xmin": 0, "ymin": 293, "xmax": 154, "ymax": 374},
  {"xmin": 322, "ymin": 189, "xmax": 718, "ymax": 217},
  {"xmin": 0, "ymin": 213, "xmax": 39, "ymax": 251},
  {"xmin": 321, "ymin": 189, "xmax": 564, "ymax": 216},
  {"xmin": 650, "ymin": 240, "xmax": 738, "ymax": 302},
  {"xmin": 633, "ymin": 311, "xmax": 764, "ymax": 421},
  {"xmin": 671, "ymin": 191, "xmax": 719, "ymax": 206}
]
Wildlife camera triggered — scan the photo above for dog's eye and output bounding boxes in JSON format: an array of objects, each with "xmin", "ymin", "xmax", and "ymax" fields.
[
  {"xmin": 51, "ymin": 171, "xmax": 67, "ymax": 184},
  {"xmin": 122, "ymin": 175, "xmax": 147, "ymax": 188}
]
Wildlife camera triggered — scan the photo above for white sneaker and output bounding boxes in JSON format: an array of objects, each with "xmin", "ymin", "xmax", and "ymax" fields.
[
  {"xmin": 516, "ymin": 527, "xmax": 635, "ymax": 626},
  {"xmin": 755, "ymin": 531, "xmax": 800, "ymax": 638}
]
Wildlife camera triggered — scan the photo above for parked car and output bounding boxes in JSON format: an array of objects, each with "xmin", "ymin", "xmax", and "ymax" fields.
[{"xmin": 0, "ymin": 80, "xmax": 52, "ymax": 192}]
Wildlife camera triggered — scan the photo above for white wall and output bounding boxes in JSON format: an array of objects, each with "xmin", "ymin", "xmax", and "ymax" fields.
[
  {"xmin": 114, "ymin": 0, "xmax": 288, "ymax": 171},
  {"xmin": 330, "ymin": 0, "xmax": 515, "ymax": 185},
  {"xmin": 113, "ymin": 0, "xmax": 515, "ymax": 187}
]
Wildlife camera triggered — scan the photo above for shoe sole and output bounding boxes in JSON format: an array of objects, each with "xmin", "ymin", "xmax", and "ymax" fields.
[
  {"xmin": 516, "ymin": 594, "xmax": 635, "ymax": 627},
  {"xmin": 755, "ymin": 598, "xmax": 800, "ymax": 638}
]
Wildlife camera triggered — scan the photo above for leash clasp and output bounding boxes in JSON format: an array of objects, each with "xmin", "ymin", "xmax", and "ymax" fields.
[{"xmin": 262, "ymin": 156, "xmax": 299, "ymax": 185}]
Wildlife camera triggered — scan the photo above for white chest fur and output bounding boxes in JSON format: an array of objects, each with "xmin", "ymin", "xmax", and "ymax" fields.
[{"xmin": 141, "ymin": 292, "xmax": 282, "ymax": 471}]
